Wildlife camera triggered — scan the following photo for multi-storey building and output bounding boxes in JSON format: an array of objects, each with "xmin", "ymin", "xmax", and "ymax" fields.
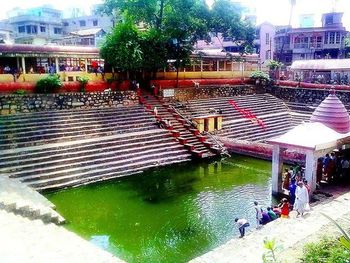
[
  {"xmin": 254, "ymin": 22, "xmax": 275, "ymax": 66},
  {"xmin": 0, "ymin": 5, "xmax": 115, "ymax": 47},
  {"xmin": 275, "ymin": 12, "xmax": 347, "ymax": 65},
  {"xmin": 5, "ymin": 6, "xmax": 64, "ymax": 45}
]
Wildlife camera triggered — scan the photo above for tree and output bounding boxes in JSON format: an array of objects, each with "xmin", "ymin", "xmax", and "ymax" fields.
[
  {"xmin": 100, "ymin": 0, "xmax": 255, "ymax": 78},
  {"xmin": 100, "ymin": 20, "xmax": 143, "ymax": 77}
]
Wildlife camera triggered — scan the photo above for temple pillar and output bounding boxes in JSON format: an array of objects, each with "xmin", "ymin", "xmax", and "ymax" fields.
[
  {"xmin": 272, "ymin": 145, "xmax": 284, "ymax": 195},
  {"xmin": 208, "ymin": 117, "xmax": 215, "ymax": 132},
  {"xmin": 21, "ymin": 57, "xmax": 26, "ymax": 74},
  {"xmin": 305, "ymin": 150, "xmax": 317, "ymax": 193},
  {"xmin": 55, "ymin": 57, "xmax": 59, "ymax": 73},
  {"xmin": 84, "ymin": 59, "xmax": 88, "ymax": 72}
]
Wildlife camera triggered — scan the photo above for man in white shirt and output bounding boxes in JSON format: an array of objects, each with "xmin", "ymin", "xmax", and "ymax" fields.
[
  {"xmin": 254, "ymin": 201, "xmax": 263, "ymax": 229},
  {"xmin": 235, "ymin": 218, "xmax": 250, "ymax": 238}
]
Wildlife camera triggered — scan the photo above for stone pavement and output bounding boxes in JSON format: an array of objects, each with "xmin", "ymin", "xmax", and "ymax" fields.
[
  {"xmin": 0, "ymin": 209, "xmax": 125, "ymax": 263},
  {"xmin": 190, "ymin": 191, "xmax": 350, "ymax": 263}
]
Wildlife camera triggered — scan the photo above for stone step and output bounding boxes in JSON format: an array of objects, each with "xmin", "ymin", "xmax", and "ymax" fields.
[
  {"xmin": 1, "ymin": 105, "xmax": 145, "ymax": 121},
  {"xmin": 1, "ymin": 129, "xmax": 168, "ymax": 160},
  {"xmin": 0, "ymin": 125, "xmax": 157, "ymax": 150},
  {"xmin": 29, "ymin": 154, "xmax": 192, "ymax": 191},
  {"xmin": 1, "ymin": 136, "xmax": 174, "ymax": 168},
  {"xmin": 0, "ymin": 188, "xmax": 64, "ymax": 225},
  {"xmin": 0, "ymin": 115, "xmax": 152, "ymax": 134},
  {"xmin": 0, "ymin": 118, "xmax": 155, "ymax": 139},
  {"xmin": 12, "ymin": 148, "xmax": 190, "ymax": 182},
  {"xmin": 3, "ymin": 143, "xmax": 184, "ymax": 174}
]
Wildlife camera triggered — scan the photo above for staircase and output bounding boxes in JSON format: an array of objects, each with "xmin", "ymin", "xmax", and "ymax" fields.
[
  {"xmin": 141, "ymin": 94, "xmax": 217, "ymax": 159},
  {"xmin": 0, "ymin": 105, "xmax": 192, "ymax": 192},
  {"xmin": 174, "ymin": 94, "xmax": 301, "ymax": 142},
  {"xmin": 0, "ymin": 176, "xmax": 64, "ymax": 224}
]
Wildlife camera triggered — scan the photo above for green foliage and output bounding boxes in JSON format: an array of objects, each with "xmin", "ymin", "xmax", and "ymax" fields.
[
  {"xmin": 321, "ymin": 213, "xmax": 350, "ymax": 253},
  {"xmin": 36, "ymin": 74, "xmax": 62, "ymax": 94},
  {"xmin": 267, "ymin": 60, "xmax": 283, "ymax": 71},
  {"xmin": 262, "ymin": 238, "xmax": 283, "ymax": 263},
  {"xmin": 100, "ymin": 0, "xmax": 255, "ymax": 74},
  {"xmin": 250, "ymin": 70, "xmax": 270, "ymax": 83},
  {"xmin": 77, "ymin": 76, "xmax": 89, "ymax": 92},
  {"xmin": 301, "ymin": 237, "xmax": 350, "ymax": 263},
  {"xmin": 100, "ymin": 20, "xmax": 143, "ymax": 72},
  {"xmin": 13, "ymin": 89, "xmax": 26, "ymax": 95}
]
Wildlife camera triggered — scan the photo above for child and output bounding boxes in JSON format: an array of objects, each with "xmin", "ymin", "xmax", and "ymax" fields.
[{"xmin": 279, "ymin": 198, "xmax": 289, "ymax": 218}]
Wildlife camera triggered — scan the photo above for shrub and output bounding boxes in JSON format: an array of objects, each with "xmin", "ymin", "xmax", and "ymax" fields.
[
  {"xmin": 36, "ymin": 74, "xmax": 62, "ymax": 93},
  {"xmin": 266, "ymin": 60, "xmax": 283, "ymax": 71},
  {"xmin": 77, "ymin": 76, "xmax": 89, "ymax": 92},
  {"xmin": 301, "ymin": 237, "xmax": 350, "ymax": 263},
  {"xmin": 13, "ymin": 89, "xmax": 26, "ymax": 95},
  {"xmin": 250, "ymin": 70, "xmax": 270, "ymax": 85}
]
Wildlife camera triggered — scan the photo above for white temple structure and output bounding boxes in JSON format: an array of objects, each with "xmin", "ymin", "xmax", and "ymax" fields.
[{"xmin": 267, "ymin": 91, "xmax": 350, "ymax": 194}]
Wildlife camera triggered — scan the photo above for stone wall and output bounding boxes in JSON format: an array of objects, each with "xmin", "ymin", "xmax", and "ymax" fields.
[
  {"xmin": 162, "ymin": 85, "xmax": 263, "ymax": 101},
  {"xmin": 267, "ymin": 86, "xmax": 350, "ymax": 107},
  {"xmin": 0, "ymin": 91, "xmax": 138, "ymax": 115}
]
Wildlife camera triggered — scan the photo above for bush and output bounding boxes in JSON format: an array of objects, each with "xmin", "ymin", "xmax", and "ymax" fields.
[
  {"xmin": 77, "ymin": 76, "xmax": 89, "ymax": 92},
  {"xmin": 13, "ymin": 89, "xmax": 26, "ymax": 95},
  {"xmin": 36, "ymin": 74, "xmax": 62, "ymax": 93},
  {"xmin": 266, "ymin": 60, "xmax": 283, "ymax": 71},
  {"xmin": 301, "ymin": 237, "xmax": 350, "ymax": 263},
  {"xmin": 250, "ymin": 70, "xmax": 270, "ymax": 85}
]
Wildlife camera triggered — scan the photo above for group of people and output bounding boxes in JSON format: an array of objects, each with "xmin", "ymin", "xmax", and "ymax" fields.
[{"xmin": 317, "ymin": 152, "xmax": 350, "ymax": 184}]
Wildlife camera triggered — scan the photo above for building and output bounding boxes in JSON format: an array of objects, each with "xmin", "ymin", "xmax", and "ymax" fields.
[
  {"xmin": 255, "ymin": 22, "xmax": 275, "ymax": 66},
  {"xmin": 275, "ymin": 12, "xmax": 348, "ymax": 65},
  {"xmin": 0, "ymin": 5, "xmax": 115, "ymax": 47},
  {"xmin": 5, "ymin": 6, "xmax": 64, "ymax": 45},
  {"xmin": 61, "ymin": 28, "xmax": 106, "ymax": 47}
]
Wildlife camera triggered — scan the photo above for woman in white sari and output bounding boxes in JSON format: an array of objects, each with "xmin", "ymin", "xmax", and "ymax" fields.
[{"xmin": 294, "ymin": 181, "xmax": 309, "ymax": 217}]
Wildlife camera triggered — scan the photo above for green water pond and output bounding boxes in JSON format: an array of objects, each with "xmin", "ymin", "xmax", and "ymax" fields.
[{"xmin": 46, "ymin": 155, "xmax": 272, "ymax": 263}]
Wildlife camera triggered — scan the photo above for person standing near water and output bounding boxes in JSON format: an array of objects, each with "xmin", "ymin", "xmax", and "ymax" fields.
[
  {"xmin": 235, "ymin": 218, "xmax": 250, "ymax": 238},
  {"xmin": 254, "ymin": 201, "xmax": 262, "ymax": 229},
  {"xmin": 294, "ymin": 181, "xmax": 309, "ymax": 217}
]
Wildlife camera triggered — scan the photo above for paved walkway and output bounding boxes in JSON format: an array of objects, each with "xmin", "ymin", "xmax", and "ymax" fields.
[
  {"xmin": 0, "ymin": 209, "xmax": 124, "ymax": 263},
  {"xmin": 190, "ymin": 191, "xmax": 350, "ymax": 263}
]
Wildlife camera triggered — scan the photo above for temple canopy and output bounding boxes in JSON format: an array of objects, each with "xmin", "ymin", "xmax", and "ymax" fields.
[
  {"xmin": 267, "ymin": 92, "xmax": 350, "ymax": 195},
  {"xmin": 266, "ymin": 122, "xmax": 350, "ymax": 151}
]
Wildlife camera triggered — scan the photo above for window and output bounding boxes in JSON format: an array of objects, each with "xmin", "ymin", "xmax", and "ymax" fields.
[
  {"xmin": 63, "ymin": 22, "xmax": 69, "ymax": 26},
  {"xmin": 336, "ymin": 32, "xmax": 341, "ymax": 44},
  {"xmin": 40, "ymin": 26, "xmax": 46, "ymax": 33},
  {"xmin": 329, "ymin": 32, "xmax": 335, "ymax": 44},
  {"xmin": 26, "ymin": 25, "xmax": 37, "ymax": 34},
  {"xmin": 18, "ymin": 26, "xmax": 25, "ymax": 33},
  {"xmin": 265, "ymin": 33, "xmax": 270, "ymax": 45},
  {"xmin": 54, "ymin": 28, "xmax": 62, "ymax": 34},
  {"xmin": 265, "ymin": 50, "xmax": 270, "ymax": 60},
  {"xmin": 325, "ymin": 15, "xmax": 333, "ymax": 25},
  {"xmin": 79, "ymin": 20, "xmax": 86, "ymax": 27},
  {"xmin": 93, "ymin": 20, "xmax": 98, "ymax": 26}
]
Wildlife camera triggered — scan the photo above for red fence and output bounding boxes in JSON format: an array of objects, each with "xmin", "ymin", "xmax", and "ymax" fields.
[
  {"xmin": 277, "ymin": 80, "xmax": 350, "ymax": 91},
  {"xmin": 0, "ymin": 80, "xmax": 131, "ymax": 93}
]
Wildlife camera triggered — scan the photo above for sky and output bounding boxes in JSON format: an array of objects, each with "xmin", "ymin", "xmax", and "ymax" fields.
[{"xmin": 0, "ymin": 0, "xmax": 349, "ymax": 29}]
